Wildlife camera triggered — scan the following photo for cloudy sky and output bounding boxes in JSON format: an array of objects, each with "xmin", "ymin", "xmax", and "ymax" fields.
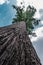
[{"xmin": 0, "ymin": 0, "xmax": 43, "ymax": 65}]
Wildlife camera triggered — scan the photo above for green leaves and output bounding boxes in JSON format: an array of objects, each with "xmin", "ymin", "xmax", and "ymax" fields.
[{"xmin": 12, "ymin": 3, "xmax": 40, "ymax": 35}]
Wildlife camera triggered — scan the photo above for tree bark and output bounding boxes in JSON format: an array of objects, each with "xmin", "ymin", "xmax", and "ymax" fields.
[{"xmin": 0, "ymin": 21, "xmax": 42, "ymax": 65}]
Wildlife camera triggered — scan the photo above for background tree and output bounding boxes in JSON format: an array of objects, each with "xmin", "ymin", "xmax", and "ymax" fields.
[{"xmin": 12, "ymin": 2, "xmax": 40, "ymax": 35}]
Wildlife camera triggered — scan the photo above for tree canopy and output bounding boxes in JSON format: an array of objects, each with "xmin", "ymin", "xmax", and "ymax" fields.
[{"xmin": 12, "ymin": 2, "xmax": 40, "ymax": 35}]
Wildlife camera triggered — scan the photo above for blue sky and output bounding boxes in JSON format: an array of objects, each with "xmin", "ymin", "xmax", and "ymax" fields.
[
  {"xmin": 0, "ymin": 0, "xmax": 16, "ymax": 27},
  {"xmin": 0, "ymin": 0, "xmax": 43, "ymax": 65}
]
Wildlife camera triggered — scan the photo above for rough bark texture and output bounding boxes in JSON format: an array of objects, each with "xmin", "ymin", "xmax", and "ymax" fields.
[{"xmin": 0, "ymin": 21, "xmax": 42, "ymax": 65}]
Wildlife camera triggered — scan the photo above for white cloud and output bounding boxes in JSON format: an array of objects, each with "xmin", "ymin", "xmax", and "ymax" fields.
[
  {"xmin": 0, "ymin": 0, "xmax": 10, "ymax": 5},
  {"xmin": 17, "ymin": 0, "xmax": 43, "ymax": 9},
  {"xmin": 0, "ymin": 0, "xmax": 5, "ymax": 4},
  {"xmin": 30, "ymin": 27, "xmax": 43, "ymax": 42},
  {"xmin": 17, "ymin": 0, "xmax": 43, "ymax": 18}
]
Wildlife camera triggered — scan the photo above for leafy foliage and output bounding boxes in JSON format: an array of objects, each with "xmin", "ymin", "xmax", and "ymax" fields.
[{"xmin": 12, "ymin": 3, "xmax": 40, "ymax": 34}]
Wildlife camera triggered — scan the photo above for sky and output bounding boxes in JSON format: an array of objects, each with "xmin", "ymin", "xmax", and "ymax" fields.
[
  {"xmin": 17, "ymin": 0, "xmax": 43, "ymax": 19},
  {"xmin": 0, "ymin": 0, "xmax": 43, "ymax": 65},
  {"xmin": 0, "ymin": 0, "xmax": 16, "ymax": 27},
  {"xmin": 30, "ymin": 27, "xmax": 43, "ymax": 64}
]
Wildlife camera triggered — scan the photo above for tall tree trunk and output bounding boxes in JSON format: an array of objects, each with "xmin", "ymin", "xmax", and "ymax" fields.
[{"xmin": 0, "ymin": 21, "xmax": 42, "ymax": 65}]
